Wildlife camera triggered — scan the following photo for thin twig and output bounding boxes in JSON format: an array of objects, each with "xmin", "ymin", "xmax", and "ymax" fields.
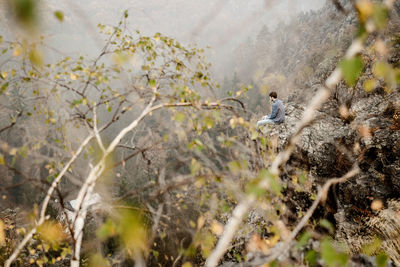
[
  {"xmin": 205, "ymin": 37, "xmax": 364, "ymax": 267},
  {"xmin": 93, "ymin": 106, "xmax": 105, "ymax": 153},
  {"xmin": 4, "ymin": 133, "xmax": 94, "ymax": 267},
  {"xmin": 257, "ymin": 164, "xmax": 360, "ymax": 265}
]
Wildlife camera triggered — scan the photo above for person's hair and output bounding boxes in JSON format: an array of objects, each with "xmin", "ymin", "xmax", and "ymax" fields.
[{"xmin": 269, "ymin": 91, "xmax": 277, "ymax": 99}]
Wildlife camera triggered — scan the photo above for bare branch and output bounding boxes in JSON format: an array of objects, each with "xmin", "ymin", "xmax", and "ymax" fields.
[
  {"xmin": 205, "ymin": 197, "xmax": 255, "ymax": 267},
  {"xmin": 330, "ymin": 0, "xmax": 349, "ymax": 14},
  {"xmin": 0, "ymin": 110, "xmax": 23, "ymax": 134},
  {"xmin": 92, "ymin": 106, "xmax": 106, "ymax": 153},
  {"xmin": 205, "ymin": 37, "xmax": 365, "ymax": 267},
  {"xmin": 4, "ymin": 133, "xmax": 94, "ymax": 267},
  {"xmin": 258, "ymin": 164, "xmax": 360, "ymax": 265},
  {"xmin": 70, "ymin": 92, "xmax": 159, "ymax": 265}
]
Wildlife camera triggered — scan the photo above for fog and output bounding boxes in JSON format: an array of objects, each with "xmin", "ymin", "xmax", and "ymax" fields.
[{"xmin": 1, "ymin": 0, "xmax": 326, "ymax": 79}]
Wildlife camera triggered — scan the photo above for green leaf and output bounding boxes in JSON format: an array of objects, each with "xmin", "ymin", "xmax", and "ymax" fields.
[
  {"xmin": 28, "ymin": 49, "xmax": 43, "ymax": 67},
  {"xmin": 250, "ymin": 130, "xmax": 258, "ymax": 140},
  {"xmin": 72, "ymin": 99, "xmax": 82, "ymax": 105},
  {"xmin": 13, "ymin": 0, "xmax": 36, "ymax": 25},
  {"xmin": 1, "ymin": 82, "xmax": 9, "ymax": 93},
  {"xmin": 228, "ymin": 161, "xmax": 241, "ymax": 175},
  {"xmin": 18, "ymin": 146, "xmax": 28, "ymax": 158},
  {"xmin": 296, "ymin": 231, "xmax": 311, "ymax": 248},
  {"xmin": 88, "ymin": 253, "xmax": 109, "ymax": 267},
  {"xmin": 54, "ymin": 11, "xmax": 64, "ymax": 22},
  {"xmin": 395, "ymin": 69, "xmax": 400, "ymax": 84},
  {"xmin": 199, "ymin": 232, "xmax": 215, "ymax": 258},
  {"xmin": 363, "ymin": 79, "xmax": 377, "ymax": 93},
  {"xmin": 340, "ymin": 56, "xmax": 363, "ymax": 86},
  {"xmin": 190, "ymin": 159, "xmax": 201, "ymax": 175},
  {"xmin": 299, "ymin": 173, "xmax": 307, "ymax": 185},
  {"xmin": 246, "ymin": 184, "xmax": 266, "ymax": 197},
  {"xmin": 373, "ymin": 4, "xmax": 388, "ymax": 30},
  {"xmin": 376, "ymin": 254, "xmax": 388, "ymax": 267},
  {"xmin": 373, "ymin": 61, "xmax": 389, "ymax": 78},
  {"xmin": 362, "ymin": 237, "xmax": 382, "ymax": 256},
  {"xmin": 321, "ymin": 239, "xmax": 348, "ymax": 267},
  {"xmin": 175, "ymin": 112, "xmax": 186, "ymax": 123},
  {"xmin": 305, "ymin": 250, "xmax": 318, "ymax": 266},
  {"xmin": 96, "ymin": 219, "xmax": 116, "ymax": 240},
  {"xmin": 319, "ymin": 219, "xmax": 334, "ymax": 234},
  {"xmin": 148, "ymin": 79, "xmax": 156, "ymax": 88},
  {"xmin": 258, "ymin": 169, "xmax": 281, "ymax": 195}
]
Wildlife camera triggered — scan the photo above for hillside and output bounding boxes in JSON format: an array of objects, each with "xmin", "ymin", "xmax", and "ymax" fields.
[{"xmin": 236, "ymin": 1, "xmax": 400, "ymax": 266}]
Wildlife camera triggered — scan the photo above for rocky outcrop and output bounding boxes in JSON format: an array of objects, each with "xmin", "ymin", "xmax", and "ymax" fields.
[{"xmin": 261, "ymin": 61, "xmax": 400, "ymax": 266}]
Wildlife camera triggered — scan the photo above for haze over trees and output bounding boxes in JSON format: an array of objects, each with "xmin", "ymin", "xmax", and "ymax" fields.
[{"xmin": 0, "ymin": 0, "xmax": 400, "ymax": 266}]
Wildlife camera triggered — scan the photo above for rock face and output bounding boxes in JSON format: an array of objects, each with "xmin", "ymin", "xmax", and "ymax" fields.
[
  {"xmin": 261, "ymin": 45, "xmax": 400, "ymax": 267},
  {"xmin": 227, "ymin": 1, "xmax": 400, "ymax": 266},
  {"xmin": 256, "ymin": 3, "xmax": 400, "ymax": 261}
]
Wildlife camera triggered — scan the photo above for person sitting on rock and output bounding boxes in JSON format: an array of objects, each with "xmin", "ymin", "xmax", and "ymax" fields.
[{"xmin": 257, "ymin": 91, "xmax": 285, "ymax": 127}]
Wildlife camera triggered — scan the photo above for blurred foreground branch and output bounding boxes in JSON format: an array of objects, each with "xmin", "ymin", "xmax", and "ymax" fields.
[
  {"xmin": 4, "ymin": 133, "xmax": 95, "ymax": 267},
  {"xmin": 254, "ymin": 164, "xmax": 360, "ymax": 265},
  {"xmin": 204, "ymin": 39, "xmax": 363, "ymax": 267}
]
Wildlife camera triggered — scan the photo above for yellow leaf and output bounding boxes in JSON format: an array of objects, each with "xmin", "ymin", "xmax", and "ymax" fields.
[
  {"xmin": 356, "ymin": 0, "xmax": 374, "ymax": 21},
  {"xmin": 0, "ymin": 154, "xmax": 4, "ymax": 165},
  {"xmin": 364, "ymin": 79, "xmax": 377, "ymax": 93},
  {"xmin": 210, "ymin": 221, "xmax": 224, "ymax": 236},
  {"xmin": 13, "ymin": 47, "xmax": 22, "ymax": 57},
  {"xmin": 0, "ymin": 220, "xmax": 5, "ymax": 246},
  {"xmin": 29, "ymin": 49, "xmax": 43, "ymax": 67},
  {"xmin": 70, "ymin": 73, "xmax": 78, "ymax": 80},
  {"xmin": 9, "ymin": 148, "xmax": 17, "ymax": 156},
  {"xmin": 229, "ymin": 118, "xmax": 236, "ymax": 129},
  {"xmin": 37, "ymin": 221, "xmax": 66, "ymax": 244},
  {"xmin": 119, "ymin": 211, "xmax": 149, "ymax": 257},
  {"xmin": 371, "ymin": 199, "xmax": 383, "ymax": 211},
  {"xmin": 247, "ymin": 234, "xmax": 270, "ymax": 254},
  {"xmin": 197, "ymin": 216, "xmax": 205, "ymax": 230},
  {"xmin": 1, "ymin": 72, "xmax": 7, "ymax": 79}
]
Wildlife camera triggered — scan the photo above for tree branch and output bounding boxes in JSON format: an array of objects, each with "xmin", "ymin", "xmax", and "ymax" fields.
[
  {"xmin": 256, "ymin": 164, "xmax": 360, "ymax": 265},
  {"xmin": 4, "ymin": 133, "xmax": 94, "ymax": 267},
  {"xmin": 205, "ymin": 37, "xmax": 364, "ymax": 267}
]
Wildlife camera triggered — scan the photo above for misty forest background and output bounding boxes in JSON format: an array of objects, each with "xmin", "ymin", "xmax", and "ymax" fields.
[{"xmin": 0, "ymin": 0, "xmax": 400, "ymax": 266}]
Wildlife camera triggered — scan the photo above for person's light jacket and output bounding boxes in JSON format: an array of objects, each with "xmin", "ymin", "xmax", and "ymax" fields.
[{"xmin": 268, "ymin": 99, "xmax": 285, "ymax": 123}]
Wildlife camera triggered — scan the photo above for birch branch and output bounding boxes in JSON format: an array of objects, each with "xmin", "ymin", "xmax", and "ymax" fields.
[
  {"xmin": 69, "ymin": 96, "xmax": 242, "ymax": 266},
  {"xmin": 205, "ymin": 37, "xmax": 364, "ymax": 267},
  {"xmin": 4, "ymin": 133, "xmax": 94, "ymax": 267},
  {"xmin": 93, "ymin": 105, "xmax": 105, "ymax": 153},
  {"xmin": 256, "ymin": 164, "xmax": 360, "ymax": 265},
  {"xmin": 70, "ymin": 94, "xmax": 158, "ymax": 267}
]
